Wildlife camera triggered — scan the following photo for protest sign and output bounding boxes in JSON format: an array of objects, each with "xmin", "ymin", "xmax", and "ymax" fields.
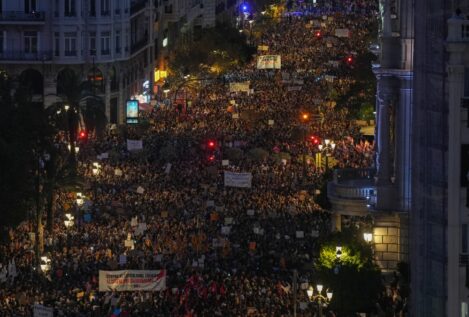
[
  {"xmin": 99, "ymin": 270, "xmax": 166, "ymax": 292},
  {"xmin": 257, "ymin": 55, "xmax": 281, "ymax": 69},
  {"xmin": 33, "ymin": 304, "xmax": 53, "ymax": 317},
  {"xmin": 224, "ymin": 171, "xmax": 252, "ymax": 188},
  {"xmin": 126, "ymin": 139, "xmax": 143, "ymax": 151}
]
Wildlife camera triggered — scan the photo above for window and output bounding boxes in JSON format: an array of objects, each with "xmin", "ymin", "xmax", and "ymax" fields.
[
  {"xmin": 24, "ymin": 0, "xmax": 37, "ymax": 13},
  {"xmin": 164, "ymin": 4, "xmax": 172, "ymax": 13},
  {"xmin": 115, "ymin": 30, "xmax": 121, "ymax": 53},
  {"xmin": 54, "ymin": 0, "xmax": 59, "ymax": 17},
  {"xmin": 64, "ymin": 0, "xmax": 76, "ymax": 16},
  {"xmin": 101, "ymin": 31, "xmax": 110, "ymax": 55},
  {"xmin": 115, "ymin": 0, "xmax": 120, "ymax": 14},
  {"xmin": 89, "ymin": 0, "xmax": 96, "ymax": 16},
  {"xmin": 0, "ymin": 31, "xmax": 3, "ymax": 54},
  {"xmin": 24, "ymin": 31, "xmax": 37, "ymax": 54},
  {"xmin": 54, "ymin": 32, "xmax": 60, "ymax": 56},
  {"xmin": 64, "ymin": 32, "xmax": 77, "ymax": 56},
  {"xmin": 101, "ymin": 0, "xmax": 110, "ymax": 15},
  {"xmin": 89, "ymin": 32, "xmax": 96, "ymax": 55}
]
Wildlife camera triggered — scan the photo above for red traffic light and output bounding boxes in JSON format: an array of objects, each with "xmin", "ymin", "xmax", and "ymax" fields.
[
  {"xmin": 310, "ymin": 135, "xmax": 320, "ymax": 145},
  {"xmin": 315, "ymin": 31, "xmax": 321, "ymax": 38},
  {"xmin": 346, "ymin": 56, "xmax": 353, "ymax": 64},
  {"xmin": 78, "ymin": 130, "xmax": 87, "ymax": 140},
  {"xmin": 208, "ymin": 140, "xmax": 216, "ymax": 148},
  {"xmin": 208, "ymin": 154, "xmax": 216, "ymax": 162}
]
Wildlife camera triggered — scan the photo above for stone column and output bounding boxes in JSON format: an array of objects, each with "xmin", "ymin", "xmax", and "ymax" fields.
[
  {"xmin": 395, "ymin": 73, "xmax": 413, "ymax": 211},
  {"xmin": 374, "ymin": 71, "xmax": 399, "ymax": 210},
  {"xmin": 376, "ymin": 78, "xmax": 393, "ymax": 186}
]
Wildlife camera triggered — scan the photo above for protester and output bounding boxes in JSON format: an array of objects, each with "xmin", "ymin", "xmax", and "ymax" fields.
[{"xmin": 0, "ymin": 1, "xmax": 382, "ymax": 316}]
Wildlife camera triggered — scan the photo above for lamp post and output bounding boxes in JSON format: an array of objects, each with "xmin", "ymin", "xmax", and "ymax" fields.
[
  {"xmin": 318, "ymin": 139, "xmax": 336, "ymax": 171},
  {"xmin": 92, "ymin": 162, "xmax": 101, "ymax": 201},
  {"xmin": 248, "ymin": 19, "xmax": 254, "ymax": 45},
  {"xmin": 75, "ymin": 192, "xmax": 85, "ymax": 227},
  {"xmin": 306, "ymin": 284, "xmax": 333, "ymax": 317},
  {"xmin": 363, "ymin": 232, "xmax": 373, "ymax": 243}
]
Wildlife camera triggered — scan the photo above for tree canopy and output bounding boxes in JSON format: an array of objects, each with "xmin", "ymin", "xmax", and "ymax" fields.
[
  {"xmin": 315, "ymin": 229, "xmax": 383, "ymax": 315},
  {"xmin": 169, "ymin": 23, "xmax": 255, "ymax": 76}
]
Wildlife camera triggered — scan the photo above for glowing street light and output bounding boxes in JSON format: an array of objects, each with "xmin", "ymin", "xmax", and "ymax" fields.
[
  {"xmin": 363, "ymin": 232, "xmax": 373, "ymax": 243},
  {"xmin": 306, "ymin": 284, "xmax": 333, "ymax": 317},
  {"xmin": 336, "ymin": 246, "xmax": 342, "ymax": 259}
]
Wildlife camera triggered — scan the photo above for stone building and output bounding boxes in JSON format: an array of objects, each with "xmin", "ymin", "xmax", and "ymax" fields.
[{"xmin": 0, "ymin": 0, "xmax": 156, "ymax": 124}]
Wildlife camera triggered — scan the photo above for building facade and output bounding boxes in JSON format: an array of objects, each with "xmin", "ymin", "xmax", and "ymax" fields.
[
  {"xmin": 0, "ymin": 0, "xmax": 156, "ymax": 124},
  {"xmin": 327, "ymin": 0, "xmax": 413, "ymax": 273},
  {"xmin": 411, "ymin": 0, "xmax": 469, "ymax": 316}
]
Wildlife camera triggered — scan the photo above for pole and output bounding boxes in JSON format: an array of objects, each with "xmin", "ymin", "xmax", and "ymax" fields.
[
  {"xmin": 325, "ymin": 152, "xmax": 329, "ymax": 172},
  {"xmin": 302, "ymin": 126, "xmax": 306, "ymax": 185},
  {"xmin": 293, "ymin": 269, "xmax": 298, "ymax": 317},
  {"xmin": 35, "ymin": 156, "xmax": 41, "ymax": 268}
]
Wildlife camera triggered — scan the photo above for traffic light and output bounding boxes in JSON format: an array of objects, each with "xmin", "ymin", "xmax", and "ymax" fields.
[
  {"xmin": 207, "ymin": 140, "xmax": 216, "ymax": 149},
  {"xmin": 345, "ymin": 55, "xmax": 354, "ymax": 65},
  {"xmin": 310, "ymin": 135, "xmax": 320, "ymax": 145},
  {"xmin": 315, "ymin": 31, "xmax": 322, "ymax": 38},
  {"xmin": 78, "ymin": 130, "xmax": 88, "ymax": 141}
]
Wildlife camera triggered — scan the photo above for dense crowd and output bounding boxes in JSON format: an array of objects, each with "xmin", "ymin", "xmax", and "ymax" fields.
[{"xmin": 0, "ymin": 1, "xmax": 383, "ymax": 316}]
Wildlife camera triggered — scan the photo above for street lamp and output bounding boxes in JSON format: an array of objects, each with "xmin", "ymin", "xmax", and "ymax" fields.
[
  {"xmin": 363, "ymin": 232, "xmax": 373, "ymax": 243},
  {"xmin": 67, "ymin": 144, "xmax": 80, "ymax": 153},
  {"xmin": 318, "ymin": 139, "xmax": 336, "ymax": 171},
  {"xmin": 335, "ymin": 246, "xmax": 342, "ymax": 259},
  {"xmin": 40, "ymin": 256, "xmax": 51, "ymax": 273},
  {"xmin": 306, "ymin": 284, "xmax": 333, "ymax": 317},
  {"xmin": 300, "ymin": 113, "xmax": 310, "ymax": 185},
  {"xmin": 92, "ymin": 162, "xmax": 101, "ymax": 175},
  {"xmin": 64, "ymin": 213, "xmax": 74, "ymax": 228}
]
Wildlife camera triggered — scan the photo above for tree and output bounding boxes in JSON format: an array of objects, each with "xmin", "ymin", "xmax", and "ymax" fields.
[
  {"xmin": 0, "ymin": 75, "xmax": 37, "ymax": 229},
  {"xmin": 169, "ymin": 23, "xmax": 255, "ymax": 76},
  {"xmin": 42, "ymin": 144, "xmax": 85, "ymax": 233},
  {"xmin": 315, "ymin": 229, "xmax": 383, "ymax": 316},
  {"xmin": 48, "ymin": 69, "xmax": 107, "ymax": 172}
]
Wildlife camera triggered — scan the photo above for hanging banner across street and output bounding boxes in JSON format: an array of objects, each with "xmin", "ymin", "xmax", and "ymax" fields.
[
  {"xmin": 99, "ymin": 270, "xmax": 166, "ymax": 292},
  {"xmin": 257, "ymin": 55, "xmax": 282, "ymax": 69},
  {"xmin": 224, "ymin": 171, "xmax": 252, "ymax": 188}
]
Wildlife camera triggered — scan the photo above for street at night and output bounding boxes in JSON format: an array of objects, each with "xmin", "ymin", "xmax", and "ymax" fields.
[{"xmin": 2, "ymin": 0, "xmax": 466, "ymax": 316}]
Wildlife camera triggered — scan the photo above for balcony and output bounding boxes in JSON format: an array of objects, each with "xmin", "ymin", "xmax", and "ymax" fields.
[
  {"xmin": 0, "ymin": 50, "xmax": 52, "ymax": 61},
  {"xmin": 131, "ymin": 36, "xmax": 148, "ymax": 54},
  {"xmin": 0, "ymin": 11, "xmax": 45, "ymax": 23},
  {"xmin": 327, "ymin": 168, "xmax": 376, "ymax": 215},
  {"xmin": 130, "ymin": 0, "xmax": 147, "ymax": 15},
  {"xmin": 447, "ymin": 16, "xmax": 469, "ymax": 42},
  {"xmin": 64, "ymin": 50, "xmax": 77, "ymax": 57}
]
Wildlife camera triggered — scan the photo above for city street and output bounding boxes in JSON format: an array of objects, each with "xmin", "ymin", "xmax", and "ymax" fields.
[{"xmin": 0, "ymin": 1, "xmax": 405, "ymax": 316}]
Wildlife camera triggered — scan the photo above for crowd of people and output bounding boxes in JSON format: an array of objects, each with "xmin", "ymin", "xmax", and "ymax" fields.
[{"xmin": 0, "ymin": 0, "xmax": 385, "ymax": 316}]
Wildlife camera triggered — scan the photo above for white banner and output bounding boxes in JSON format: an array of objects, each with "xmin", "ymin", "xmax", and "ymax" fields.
[
  {"xmin": 99, "ymin": 270, "xmax": 166, "ymax": 292},
  {"xmin": 229, "ymin": 81, "xmax": 251, "ymax": 93},
  {"xmin": 127, "ymin": 139, "xmax": 143, "ymax": 151},
  {"xmin": 33, "ymin": 304, "xmax": 53, "ymax": 317},
  {"xmin": 334, "ymin": 28, "xmax": 350, "ymax": 38},
  {"xmin": 224, "ymin": 171, "xmax": 252, "ymax": 188},
  {"xmin": 257, "ymin": 55, "xmax": 281, "ymax": 69}
]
